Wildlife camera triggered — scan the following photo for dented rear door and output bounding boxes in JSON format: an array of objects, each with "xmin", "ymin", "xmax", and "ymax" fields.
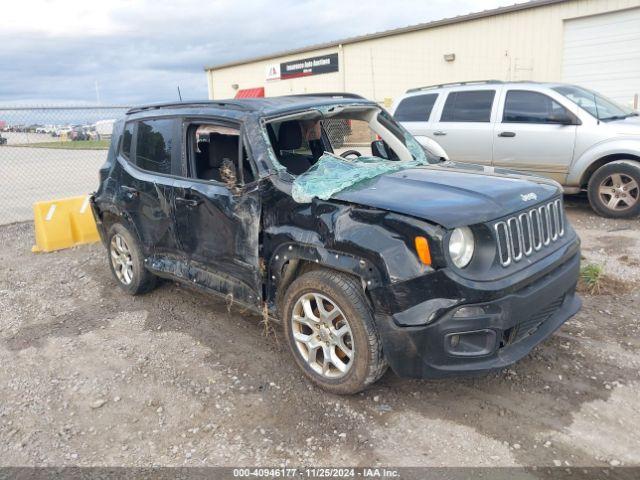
[{"xmin": 173, "ymin": 179, "xmax": 262, "ymax": 307}]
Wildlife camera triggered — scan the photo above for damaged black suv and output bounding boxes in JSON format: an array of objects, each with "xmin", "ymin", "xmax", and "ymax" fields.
[{"xmin": 91, "ymin": 94, "xmax": 581, "ymax": 394}]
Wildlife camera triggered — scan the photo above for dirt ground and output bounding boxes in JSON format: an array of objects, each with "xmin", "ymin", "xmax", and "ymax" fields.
[{"xmin": 0, "ymin": 195, "xmax": 638, "ymax": 469}]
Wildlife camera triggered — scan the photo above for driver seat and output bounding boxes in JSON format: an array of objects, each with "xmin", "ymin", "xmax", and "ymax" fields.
[{"xmin": 276, "ymin": 121, "xmax": 313, "ymax": 175}]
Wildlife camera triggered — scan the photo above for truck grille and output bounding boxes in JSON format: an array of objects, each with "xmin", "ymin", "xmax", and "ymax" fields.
[{"xmin": 494, "ymin": 198, "xmax": 565, "ymax": 267}]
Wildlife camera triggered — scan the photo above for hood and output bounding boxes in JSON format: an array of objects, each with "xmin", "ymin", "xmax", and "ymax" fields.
[
  {"xmin": 606, "ymin": 115, "xmax": 640, "ymax": 134},
  {"xmin": 332, "ymin": 162, "xmax": 560, "ymax": 228}
]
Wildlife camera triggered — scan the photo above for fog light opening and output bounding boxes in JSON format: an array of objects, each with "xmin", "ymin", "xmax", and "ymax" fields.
[{"xmin": 445, "ymin": 329, "xmax": 497, "ymax": 357}]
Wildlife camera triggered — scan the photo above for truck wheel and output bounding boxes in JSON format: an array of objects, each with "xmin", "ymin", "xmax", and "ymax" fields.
[
  {"xmin": 106, "ymin": 223, "xmax": 157, "ymax": 295},
  {"xmin": 282, "ymin": 269, "xmax": 387, "ymax": 394},
  {"xmin": 588, "ymin": 161, "xmax": 640, "ymax": 218}
]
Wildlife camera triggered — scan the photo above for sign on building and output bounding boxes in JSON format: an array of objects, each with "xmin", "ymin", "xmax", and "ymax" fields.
[
  {"xmin": 265, "ymin": 63, "xmax": 281, "ymax": 81},
  {"xmin": 280, "ymin": 53, "xmax": 339, "ymax": 80}
]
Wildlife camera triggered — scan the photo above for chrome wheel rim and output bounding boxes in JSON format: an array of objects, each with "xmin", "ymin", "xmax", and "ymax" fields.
[
  {"xmin": 291, "ymin": 292, "xmax": 354, "ymax": 379},
  {"xmin": 598, "ymin": 173, "xmax": 639, "ymax": 211},
  {"xmin": 110, "ymin": 234, "xmax": 134, "ymax": 285}
]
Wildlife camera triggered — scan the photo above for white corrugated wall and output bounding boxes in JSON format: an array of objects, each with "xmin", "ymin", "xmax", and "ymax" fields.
[{"xmin": 206, "ymin": 0, "xmax": 640, "ymax": 105}]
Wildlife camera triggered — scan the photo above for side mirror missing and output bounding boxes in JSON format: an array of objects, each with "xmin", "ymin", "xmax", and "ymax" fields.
[{"xmin": 371, "ymin": 140, "xmax": 389, "ymax": 159}]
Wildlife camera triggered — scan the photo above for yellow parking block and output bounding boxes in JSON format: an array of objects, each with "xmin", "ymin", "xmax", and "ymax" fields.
[{"xmin": 32, "ymin": 195, "xmax": 100, "ymax": 253}]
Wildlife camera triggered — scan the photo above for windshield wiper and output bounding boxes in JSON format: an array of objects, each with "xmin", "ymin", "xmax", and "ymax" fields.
[{"xmin": 602, "ymin": 112, "xmax": 639, "ymax": 121}]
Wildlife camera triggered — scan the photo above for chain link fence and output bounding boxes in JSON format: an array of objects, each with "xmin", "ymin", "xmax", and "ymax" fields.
[
  {"xmin": 323, "ymin": 118, "xmax": 374, "ymax": 151},
  {"xmin": 0, "ymin": 107, "xmax": 378, "ymax": 225},
  {"xmin": 0, "ymin": 106, "xmax": 130, "ymax": 224}
]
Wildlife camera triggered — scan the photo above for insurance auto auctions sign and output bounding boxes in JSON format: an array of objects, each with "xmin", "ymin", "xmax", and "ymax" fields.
[{"xmin": 280, "ymin": 53, "xmax": 339, "ymax": 80}]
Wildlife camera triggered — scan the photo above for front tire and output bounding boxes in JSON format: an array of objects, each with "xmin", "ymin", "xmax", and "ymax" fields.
[
  {"xmin": 106, "ymin": 223, "xmax": 157, "ymax": 295},
  {"xmin": 588, "ymin": 161, "xmax": 640, "ymax": 218},
  {"xmin": 282, "ymin": 269, "xmax": 387, "ymax": 394}
]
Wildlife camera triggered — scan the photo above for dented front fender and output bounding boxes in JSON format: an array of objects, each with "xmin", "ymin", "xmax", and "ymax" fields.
[{"xmin": 262, "ymin": 181, "xmax": 447, "ymax": 307}]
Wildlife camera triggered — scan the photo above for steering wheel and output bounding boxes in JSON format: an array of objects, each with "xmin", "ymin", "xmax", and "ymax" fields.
[{"xmin": 340, "ymin": 150, "xmax": 362, "ymax": 158}]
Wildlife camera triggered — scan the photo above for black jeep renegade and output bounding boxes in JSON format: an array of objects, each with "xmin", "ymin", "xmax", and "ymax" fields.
[{"xmin": 91, "ymin": 94, "xmax": 581, "ymax": 394}]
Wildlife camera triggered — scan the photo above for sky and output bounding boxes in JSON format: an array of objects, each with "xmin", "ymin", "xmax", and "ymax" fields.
[{"xmin": 0, "ymin": 0, "xmax": 529, "ymax": 106}]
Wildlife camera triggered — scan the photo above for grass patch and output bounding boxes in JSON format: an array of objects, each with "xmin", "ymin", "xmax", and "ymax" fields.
[
  {"xmin": 14, "ymin": 140, "xmax": 109, "ymax": 150},
  {"xmin": 579, "ymin": 263, "xmax": 604, "ymax": 295},
  {"xmin": 577, "ymin": 263, "xmax": 633, "ymax": 296}
]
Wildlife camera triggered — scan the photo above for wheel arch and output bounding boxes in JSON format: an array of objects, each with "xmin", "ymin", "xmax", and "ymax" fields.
[
  {"xmin": 93, "ymin": 201, "xmax": 144, "ymax": 248},
  {"xmin": 268, "ymin": 243, "xmax": 384, "ymax": 314},
  {"xmin": 580, "ymin": 153, "xmax": 640, "ymax": 188},
  {"xmin": 568, "ymin": 138, "xmax": 640, "ymax": 188}
]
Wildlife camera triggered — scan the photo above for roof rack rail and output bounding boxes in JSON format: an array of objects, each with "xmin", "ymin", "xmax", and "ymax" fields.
[
  {"xmin": 406, "ymin": 80, "xmax": 504, "ymax": 93},
  {"xmin": 285, "ymin": 92, "xmax": 366, "ymax": 100},
  {"xmin": 126, "ymin": 100, "xmax": 251, "ymax": 115}
]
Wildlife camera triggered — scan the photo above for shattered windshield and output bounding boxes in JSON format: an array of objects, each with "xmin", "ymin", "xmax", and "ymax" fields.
[{"xmin": 264, "ymin": 106, "xmax": 436, "ymax": 202}]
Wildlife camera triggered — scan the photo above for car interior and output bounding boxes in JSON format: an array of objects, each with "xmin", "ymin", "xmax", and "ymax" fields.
[
  {"xmin": 188, "ymin": 111, "xmax": 416, "ymax": 180},
  {"xmin": 267, "ymin": 121, "xmax": 328, "ymax": 175},
  {"xmin": 191, "ymin": 125, "xmax": 254, "ymax": 184},
  {"xmin": 266, "ymin": 109, "xmax": 410, "ymax": 176}
]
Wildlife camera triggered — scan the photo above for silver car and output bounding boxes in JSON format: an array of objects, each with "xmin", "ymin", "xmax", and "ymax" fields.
[{"xmin": 392, "ymin": 81, "xmax": 640, "ymax": 218}]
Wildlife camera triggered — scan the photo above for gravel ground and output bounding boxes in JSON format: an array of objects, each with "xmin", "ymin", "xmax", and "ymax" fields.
[{"xmin": 0, "ymin": 195, "xmax": 639, "ymax": 468}]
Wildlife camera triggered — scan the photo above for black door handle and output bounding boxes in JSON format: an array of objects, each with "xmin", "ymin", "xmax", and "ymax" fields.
[
  {"xmin": 176, "ymin": 197, "xmax": 202, "ymax": 208},
  {"xmin": 120, "ymin": 185, "xmax": 139, "ymax": 199},
  {"xmin": 498, "ymin": 131, "xmax": 516, "ymax": 137},
  {"xmin": 433, "ymin": 130, "xmax": 447, "ymax": 136}
]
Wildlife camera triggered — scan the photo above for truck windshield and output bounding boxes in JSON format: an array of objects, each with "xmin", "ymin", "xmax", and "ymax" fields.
[{"xmin": 552, "ymin": 85, "xmax": 637, "ymax": 121}]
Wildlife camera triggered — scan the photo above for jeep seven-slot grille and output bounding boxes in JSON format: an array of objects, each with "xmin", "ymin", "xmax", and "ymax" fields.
[{"xmin": 494, "ymin": 199, "xmax": 565, "ymax": 267}]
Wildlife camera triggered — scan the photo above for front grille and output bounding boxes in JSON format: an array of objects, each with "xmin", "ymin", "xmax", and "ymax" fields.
[
  {"xmin": 494, "ymin": 198, "xmax": 565, "ymax": 267},
  {"xmin": 506, "ymin": 294, "xmax": 565, "ymax": 345}
]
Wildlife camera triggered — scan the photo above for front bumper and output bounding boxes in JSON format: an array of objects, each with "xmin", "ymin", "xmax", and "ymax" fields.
[{"xmin": 371, "ymin": 240, "xmax": 581, "ymax": 379}]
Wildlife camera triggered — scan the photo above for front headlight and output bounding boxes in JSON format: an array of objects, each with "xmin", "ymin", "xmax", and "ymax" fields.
[{"xmin": 448, "ymin": 227, "xmax": 475, "ymax": 268}]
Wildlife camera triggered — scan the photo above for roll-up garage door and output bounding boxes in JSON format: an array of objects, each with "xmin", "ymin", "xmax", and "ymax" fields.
[{"xmin": 562, "ymin": 8, "xmax": 640, "ymax": 107}]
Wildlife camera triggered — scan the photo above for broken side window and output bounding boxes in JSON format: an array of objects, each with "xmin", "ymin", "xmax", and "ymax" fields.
[{"xmin": 189, "ymin": 124, "xmax": 255, "ymax": 185}]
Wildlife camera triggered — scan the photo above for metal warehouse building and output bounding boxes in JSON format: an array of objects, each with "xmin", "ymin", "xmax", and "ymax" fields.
[{"xmin": 205, "ymin": 0, "xmax": 640, "ymax": 107}]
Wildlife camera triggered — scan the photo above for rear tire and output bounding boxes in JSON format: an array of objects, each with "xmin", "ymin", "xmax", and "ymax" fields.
[
  {"xmin": 106, "ymin": 223, "xmax": 157, "ymax": 295},
  {"xmin": 282, "ymin": 269, "xmax": 387, "ymax": 395},
  {"xmin": 587, "ymin": 161, "xmax": 640, "ymax": 218}
]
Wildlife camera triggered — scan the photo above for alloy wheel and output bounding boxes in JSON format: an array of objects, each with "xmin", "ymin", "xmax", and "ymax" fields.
[
  {"xmin": 598, "ymin": 173, "xmax": 639, "ymax": 211},
  {"xmin": 110, "ymin": 233, "xmax": 134, "ymax": 285},
  {"xmin": 291, "ymin": 292, "xmax": 354, "ymax": 379}
]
